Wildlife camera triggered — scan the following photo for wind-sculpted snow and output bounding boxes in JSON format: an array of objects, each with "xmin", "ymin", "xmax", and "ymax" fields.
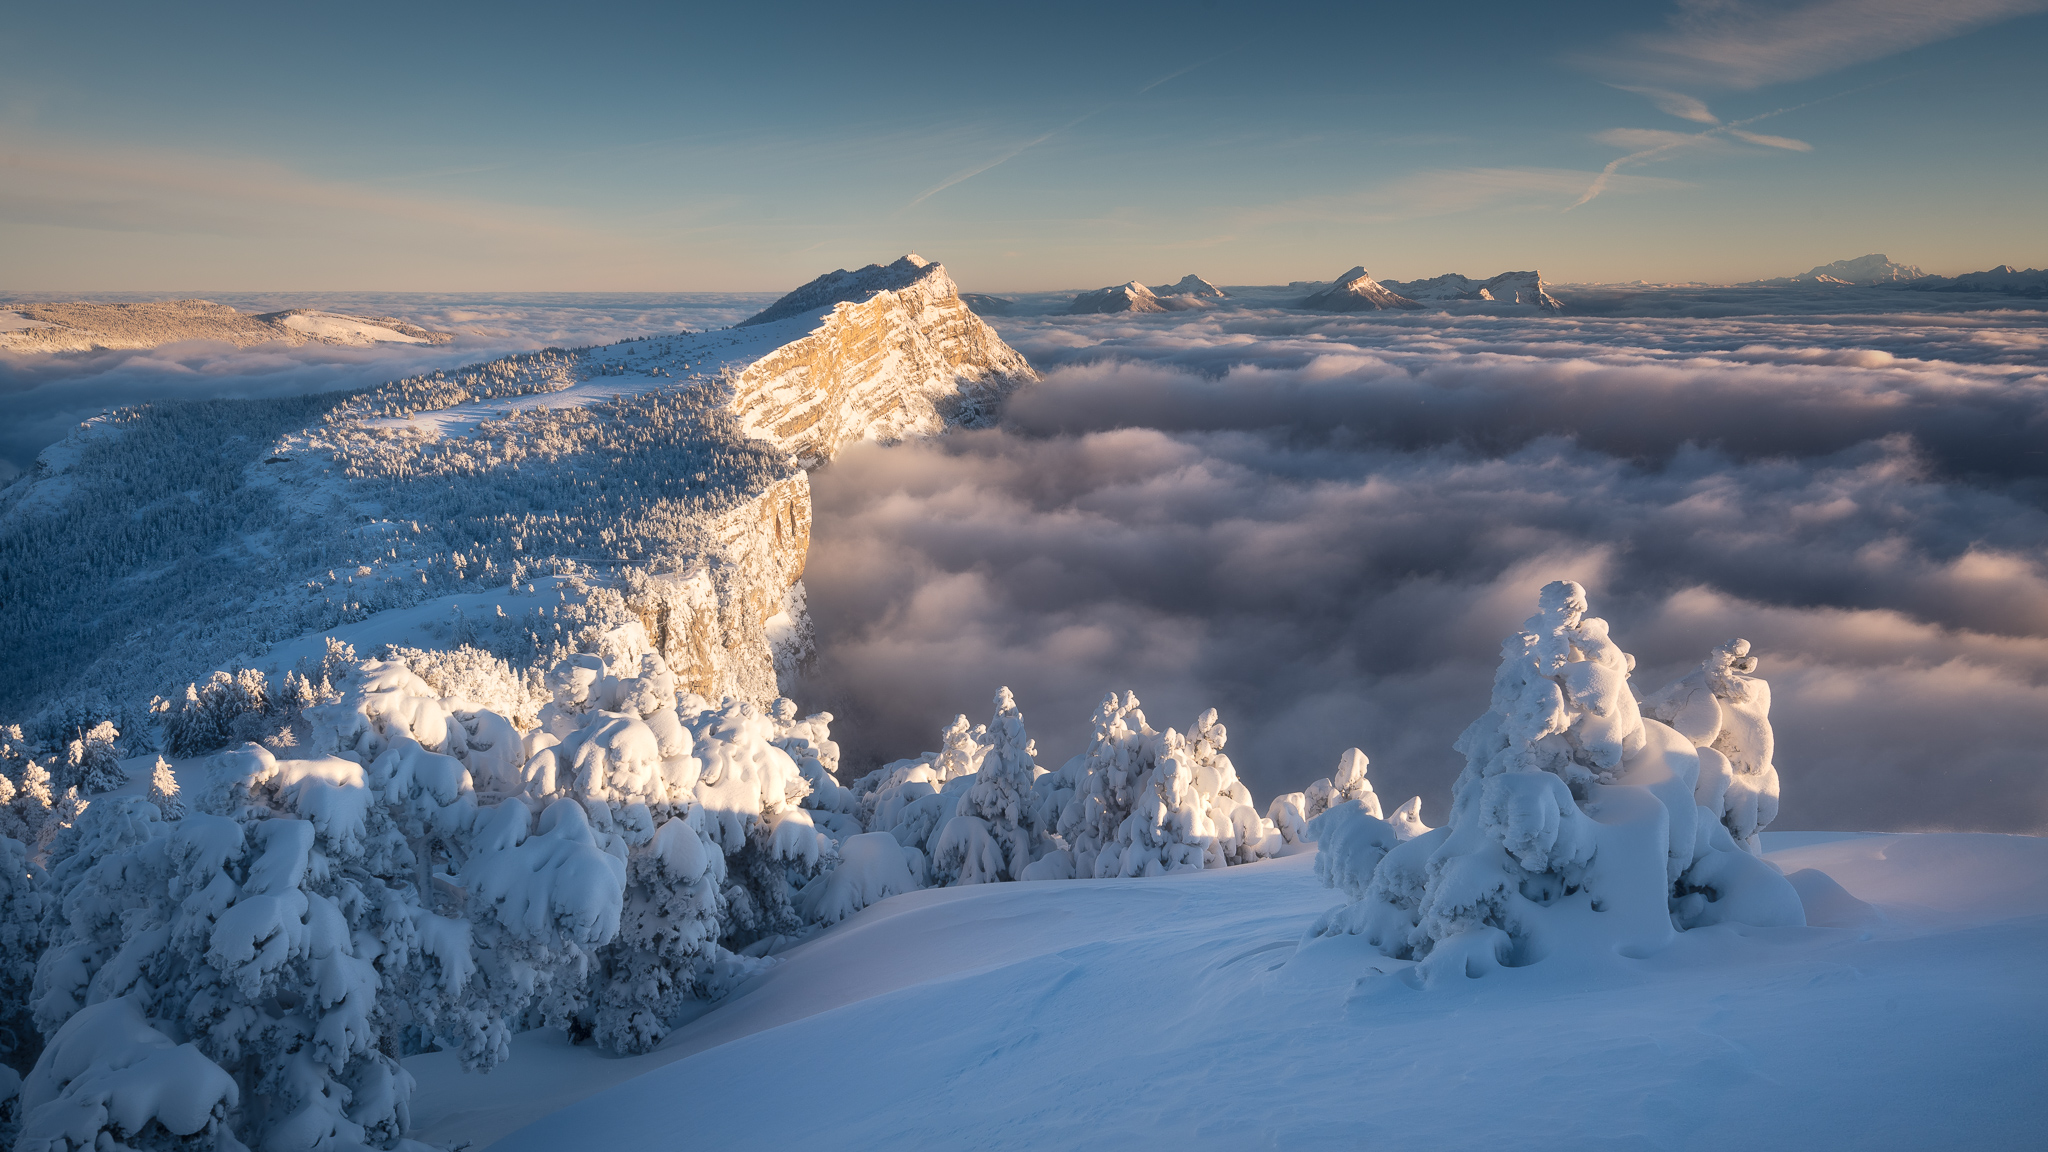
[{"xmin": 795, "ymin": 299, "xmax": 2048, "ymax": 835}]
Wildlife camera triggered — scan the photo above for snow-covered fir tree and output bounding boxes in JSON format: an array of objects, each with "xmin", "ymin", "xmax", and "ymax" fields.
[
  {"xmin": 1306, "ymin": 581, "xmax": 1805, "ymax": 983},
  {"xmin": 144, "ymin": 758, "xmax": 184, "ymax": 820},
  {"xmin": 62, "ymin": 722, "xmax": 123, "ymax": 796},
  {"xmin": 932, "ymin": 688, "xmax": 1045, "ymax": 885},
  {"xmin": 1641, "ymin": 638, "xmax": 1782, "ymax": 854}
]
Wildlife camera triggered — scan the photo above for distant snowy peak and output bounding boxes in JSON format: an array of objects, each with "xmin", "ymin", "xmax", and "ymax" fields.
[
  {"xmin": 1150, "ymin": 274, "xmax": 1227, "ymax": 299},
  {"xmin": 1378, "ymin": 270, "xmax": 1564, "ymax": 312},
  {"xmin": 1755, "ymin": 254, "xmax": 1929, "ymax": 287},
  {"xmin": 1901, "ymin": 264, "xmax": 2048, "ymax": 298},
  {"xmin": 1805, "ymin": 254, "xmax": 1928, "ymax": 284},
  {"xmin": 737, "ymin": 254, "xmax": 941, "ymax": 327},
  {"xmin": 960, "ymin": 293, "xmax": 1017, "ymax": 315},
  {"xmin": 1069, "ymin": 277, "xmax": 1221, "ymax": 314},
  {"xmin": 1069, "ymin": 282, "xmax": 1165, "ymax": 314},
  {"xmin": 1383, "ymin": 273, "xmax": 1482, "ymax": 302},
  {"xmin": 1299, "ymin": 267, "xmax": 1423, "ymax": 312}
]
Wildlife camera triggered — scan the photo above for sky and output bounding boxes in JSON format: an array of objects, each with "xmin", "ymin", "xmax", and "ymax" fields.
[{"xmin": 3, "ymin": 0, "xmax": 2046, "ymax": 292}]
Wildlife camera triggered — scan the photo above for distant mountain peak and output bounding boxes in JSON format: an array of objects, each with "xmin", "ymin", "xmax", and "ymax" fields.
[
  {"xmin": 738, "ymin": 254, "xmax": 942, "ymax": 327},
  {"xmin": 1300, "ymin": 266, "xmax": 1423, "ymax": 312},
  {"xmin": 1150, "ymin": 274, "xmax": 1227, "ymax": 299},
  {"xmin": 1753, "ymin": 254, "xmax": 1929, "ymax": 287}
]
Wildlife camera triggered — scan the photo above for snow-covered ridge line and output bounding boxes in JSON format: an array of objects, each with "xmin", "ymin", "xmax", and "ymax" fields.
[{"xmin": 0, "ymin": 299, "xmax": 453, "ymax": 352}]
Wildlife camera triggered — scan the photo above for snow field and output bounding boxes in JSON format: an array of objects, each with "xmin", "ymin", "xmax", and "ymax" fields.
[{"xmin": 478, "ymin": 830, "xmax": 2045, "ymax": 1151}]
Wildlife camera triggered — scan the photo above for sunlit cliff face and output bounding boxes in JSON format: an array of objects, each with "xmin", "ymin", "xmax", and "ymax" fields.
[{"xmin": 794, "ymin": 305, "xmax": 2048, "ymax": 835}]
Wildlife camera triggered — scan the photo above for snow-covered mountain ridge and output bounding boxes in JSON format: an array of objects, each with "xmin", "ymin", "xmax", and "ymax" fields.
[
  {"xmin": 0, "ymin": 299, "xmax": 453, "ymax": 351},
  {"xmin": 0, "ymin": 256, "xmax": 1033, "ymax": 730}
]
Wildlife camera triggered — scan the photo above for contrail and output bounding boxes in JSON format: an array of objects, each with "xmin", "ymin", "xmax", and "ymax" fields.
[
  {"xmin": 908, "ymin": 54, "xmax": 1225, "ymax": 209},
  {"xmin": 1568, "ymin": 80, "xmax": 1891, "ymax": 210},
  {"xmin": 906, "ymin": 109, "xmax": 1101, "ymax": 208}
]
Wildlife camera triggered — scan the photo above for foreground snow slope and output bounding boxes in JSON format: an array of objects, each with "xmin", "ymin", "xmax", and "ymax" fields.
[{"xmin": 425, "ymin": 831, "xmax": 2045, "ymax": 1151}]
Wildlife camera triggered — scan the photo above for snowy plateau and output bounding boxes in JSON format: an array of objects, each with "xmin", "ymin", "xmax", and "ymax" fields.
[{"xmin": 0, "ymin": 257, "xmax": 2043, "ymax": 1152}]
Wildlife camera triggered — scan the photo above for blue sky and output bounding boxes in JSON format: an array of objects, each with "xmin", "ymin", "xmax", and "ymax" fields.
[{"xmin": 3, "ymin": 0, "xmax": 2044, "ymax": 290}]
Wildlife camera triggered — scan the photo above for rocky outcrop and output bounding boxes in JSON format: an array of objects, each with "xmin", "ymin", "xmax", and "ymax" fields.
[
  {"xmin": 628, "ymin": 470, "xmax": 813, "ymax": 702},
  {"xmin": 725, "ymin": 255, "xmax": 1037, "ymax": 466},
  {"xmin": 0, "ymin": 299, "xmax": 452, "ymax": 351},
  {"xmin": 1299, "ymin": 267, "xmax": 1423, "ymax": 312}
]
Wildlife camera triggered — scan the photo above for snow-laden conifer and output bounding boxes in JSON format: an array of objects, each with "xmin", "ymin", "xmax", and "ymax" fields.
[
  {"xmin": 1048, "ymin": 695, "xmax": 1273, "ymax": 879},
  {"xmin": 63, "ymin": 723, "xmax": 123, "ymax": 796},
  {"xmin": 1641, "ymin": 638, "xmax": 1781, "ymax": 854},
  {"xmin": 1306, "ymin": 581, "xmax": 1804, "ymax": 983},
  {"xmin": 932, "ymin": 688, "xmax": 1045, "ymax": 885}
]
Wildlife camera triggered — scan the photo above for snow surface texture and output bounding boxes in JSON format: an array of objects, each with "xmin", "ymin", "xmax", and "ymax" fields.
[{"xmin": 464, "ymin": 830, "xmax": 2047, "ymax": 1151}]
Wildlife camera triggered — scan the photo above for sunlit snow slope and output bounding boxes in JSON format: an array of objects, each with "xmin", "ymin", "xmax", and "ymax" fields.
[{"xmin": 419, "ymin": 831, "xmax": 2045, "ymax": 1151}]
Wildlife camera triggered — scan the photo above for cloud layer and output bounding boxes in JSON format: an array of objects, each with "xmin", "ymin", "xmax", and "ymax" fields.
[{"xmin": 794, "ymin": 303, "xmax": 2048, "ymax": 835}]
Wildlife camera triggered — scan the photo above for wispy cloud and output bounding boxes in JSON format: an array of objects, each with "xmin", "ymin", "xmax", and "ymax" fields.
[
  {"xmin": 1610, "ymin": 85, "xmax": 1721, "ymax": 124},
  {"xmin": 906, "ymin": 111, "xmax": 1100, "ymax": 209},
  {"xmin": 1569, "ymin": 91, "xmax": 1857, "ymax": 209},
  {"xmin": 1595, "ymin": 0, "xmax": 2048, "ymax": 91}
]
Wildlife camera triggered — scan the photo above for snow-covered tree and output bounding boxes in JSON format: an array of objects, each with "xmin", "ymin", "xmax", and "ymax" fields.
[
  {"xmin": 144, "ymin": 758, "xmax": 183, "ymax": 820},
  {"xmin": 1046, "ymin": 694, "xmax": 1274, "ymax": 879},
  {"xmin": 852, "ymin": 713, "xmax": 986, "ymax": 860},
  {"xmin": 62, "ymin": 722, "xmax": 123, "ymax": 796},
  {"xmin": 12, "ymin": 996, "xmax": 242, "ymax": 1152},
  {"xmin": 1307, "ymin": 581, "xmax": 1804, "ymax": 984},
  {"xmin": 932, "ymin": 688, "xmax": 1045, "ymax": 885},
  {"xmin": 1641, "ymin": 638, "xmax": 1781, "ymax": 854},
  {"xmin": 1304, "ymin": 748, "xmax": 1379, "ymax": 820},
  {"xmin": 10, "ymin": 761, "xmax": 58, "ymax": 853}
]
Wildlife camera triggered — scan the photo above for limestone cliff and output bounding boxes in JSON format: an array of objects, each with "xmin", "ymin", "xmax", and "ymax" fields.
[{"xmin": 724, "ymin": 255, "xmax": 1036, "ymax": 465}]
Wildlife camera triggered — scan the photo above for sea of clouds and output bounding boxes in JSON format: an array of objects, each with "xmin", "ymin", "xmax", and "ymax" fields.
[
  {"xmin": 4, "ymin": 287, "xmax": 2042, "ymax": 833},
  {"xmin": 798, "ymin": 296, "xmax": 2048, "ymax": 835}
]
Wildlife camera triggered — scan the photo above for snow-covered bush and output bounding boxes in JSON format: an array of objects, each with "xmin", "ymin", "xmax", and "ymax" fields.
[
  {"xmin": 851, "ymin": 713, "xmax": 986, "ymax": 860},
  {"xmin": 1306, "ymin": 581, "xmax": 1804, "ymax": 983},
  {"xmin": 1046, "ymin": 695, "xmax": 1274, "ymax": 879},
  {"xmin": 1641, "ymin": 638, "xmax": 1781, "ymax": 854},
  {"xmin": 13, "ymin": 997, "xmax": 242, "ymax": 1152}
]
